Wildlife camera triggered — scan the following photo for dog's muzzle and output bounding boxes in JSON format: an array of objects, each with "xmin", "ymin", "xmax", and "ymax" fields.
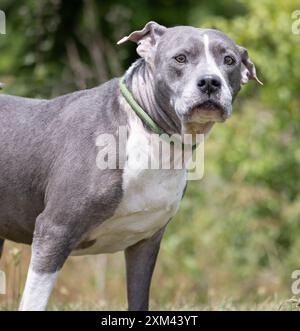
[{"xmin": 183, "ymin": 98, "xmax": 228, "ymax": 123}]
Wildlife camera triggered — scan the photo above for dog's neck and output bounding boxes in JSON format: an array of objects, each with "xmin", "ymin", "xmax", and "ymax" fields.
[
  {"xmin": 124, "ymin": 59, "xmax": 215, "ymax": 138},
  {"xmin": 124, "ymin": 59, "xmax": 181, "ymax": 135}
]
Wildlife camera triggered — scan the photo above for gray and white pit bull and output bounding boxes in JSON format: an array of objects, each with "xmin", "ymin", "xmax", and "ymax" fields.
[{"xmin": 0, "ymin": 22, "xmax": 261, "ymax": 311}]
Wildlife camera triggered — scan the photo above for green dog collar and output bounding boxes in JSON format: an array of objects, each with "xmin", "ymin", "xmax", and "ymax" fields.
[{"xmin": 119, "ymin": 77, "xmax": 197, "ymax": 151}]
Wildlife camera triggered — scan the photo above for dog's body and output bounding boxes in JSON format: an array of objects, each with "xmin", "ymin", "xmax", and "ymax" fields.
[{"xmin": 0, "ymin": 22, "xmax": 261, "ymax": 310}]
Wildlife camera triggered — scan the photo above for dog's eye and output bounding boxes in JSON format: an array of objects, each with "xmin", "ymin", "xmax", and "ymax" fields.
[
  {"xmin": 174, "ymin": 54, "xmax": 187, "ymax": 63},
  {"xmin": 224, "ymin": 55, "xmax": 235, "ymax": 65}
]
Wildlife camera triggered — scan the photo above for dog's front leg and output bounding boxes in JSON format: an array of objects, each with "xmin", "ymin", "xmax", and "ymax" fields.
[
  {"xmin": 19, "ymin": 211, "xmax": 76, "ymax": 311},
  {"xmin": 125, "ymin": 226, "xmax": 166, "ymax": 311},
  {"xmin": 19, "ymin": 258, "xmax": 59, "ymax": 311}
]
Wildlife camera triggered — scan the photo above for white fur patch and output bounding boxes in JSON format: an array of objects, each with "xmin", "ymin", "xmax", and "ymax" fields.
[
  {"xmin": 203, "ymin": 34, "xmax": 232, "ymax": 102},
  {"xmin": 73, "ymin": 104, "xmax": 187, "ymax": 255},
  {"xmin": 19, "ymin": 263, "xmax": 58, "ymax": 311}
]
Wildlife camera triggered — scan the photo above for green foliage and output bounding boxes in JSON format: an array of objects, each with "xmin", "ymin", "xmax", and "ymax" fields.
[{"xmin": 163, "ymin": 0, "xmax": 300, "ymax": 303}]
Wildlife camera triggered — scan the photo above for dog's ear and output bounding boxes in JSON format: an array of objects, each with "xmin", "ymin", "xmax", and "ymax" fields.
[
  {"xmin": 238, "ymin": 46, "xmax": 263, "ymax": 85},
  {"xmin": 117, "ymin": 21, "xmax": 167, "ymax": 63}
]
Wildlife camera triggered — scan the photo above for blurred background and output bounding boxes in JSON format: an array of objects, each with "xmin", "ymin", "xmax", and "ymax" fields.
[{"xmin": 0, "ymin": 0, "xmax": 299, "ymax": 310}]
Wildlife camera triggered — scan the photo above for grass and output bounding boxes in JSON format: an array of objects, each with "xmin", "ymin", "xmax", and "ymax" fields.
[
  {"xmin": 1, "ymin": 299, "xmax": 300, "ymax": 311},
  {"xmin": 1, "ymin": 240, "xmax": 300, "ymax": 311},
  {"xmin": 47, "ymin": 299, "xmax": 300, "ymax": 311}
]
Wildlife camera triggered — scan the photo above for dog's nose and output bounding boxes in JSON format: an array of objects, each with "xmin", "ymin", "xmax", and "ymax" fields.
[{"xmin": 197, "ymin": 75, "xmax": 222, "ymax": 94}]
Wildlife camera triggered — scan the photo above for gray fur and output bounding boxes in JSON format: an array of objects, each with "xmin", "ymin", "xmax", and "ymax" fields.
[
  {"xmin": 125, "ymin": 226, "xmax": 166, "ymax": 311},
  {"xmin": 0, "ymin": 79, "xmax": 127, "ymax": 272}
]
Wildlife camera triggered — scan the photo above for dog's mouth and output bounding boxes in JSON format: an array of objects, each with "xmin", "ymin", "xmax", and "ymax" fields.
[
  {"xmin": 184, "ymin": 99, "xmax": 228, "ymax": 123},
  {"xmin": 194, "ymin": 100, "xmax": 223, "ymax": 111}
]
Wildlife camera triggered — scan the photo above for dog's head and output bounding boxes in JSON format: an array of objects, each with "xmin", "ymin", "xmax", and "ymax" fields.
[{"xmin": 118, "ymin": 22, "xmax": 262, "ymax": 134}]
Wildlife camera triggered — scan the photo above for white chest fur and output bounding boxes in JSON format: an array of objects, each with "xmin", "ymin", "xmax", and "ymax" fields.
[{"xmin": 73, "ymin": 114, "xmax": 187, "ymax": 255}]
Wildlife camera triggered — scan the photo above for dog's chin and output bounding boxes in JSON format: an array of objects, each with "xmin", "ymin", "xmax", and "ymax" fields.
[
  {"xmin": 181, "ymin": 100, "xmax": 229, "ymax": 135},
  {"xmin": 190, "ymin": 100, "xmax": 227, "ymax": 122}
]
